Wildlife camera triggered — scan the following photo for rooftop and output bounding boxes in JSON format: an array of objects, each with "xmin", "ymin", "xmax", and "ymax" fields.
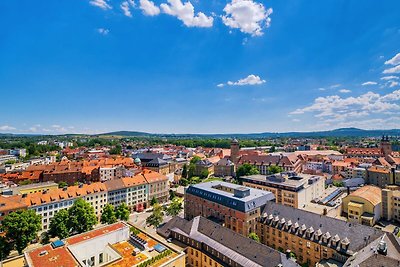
[
  {"xmin": 186, "ymin": 181, "xmax": 275, "ymax": 212},
  {"xmin": 346, "ymin": 185, "xmax": 382, "ymax": 206}
]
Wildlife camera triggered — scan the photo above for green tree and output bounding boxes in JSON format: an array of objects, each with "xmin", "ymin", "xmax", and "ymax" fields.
[
  {"xmin": 150, "ymin": 196, "xmax": 158, "ymax": 206},
  {"xmin": 179, "ymin": 177, "xmax": 189, "ymax": 186},
  {"xmin": 169, "ymin": 190, "xmax": 176, "ymax": 200},
  {"xmin": 2, "ymin": 209, "xmax": 41, "ymax": 254},
  {"xmin": 67, "ymin": 198, "xmax": 97, "ymax": 234},
  {"xmin": 190, "ymin": 156, "xmax": 201, "ymax": 164},
  {"xmin": 267, "ymin": 165, "xmax": 283, "ymax": 174},
  {"xmin": 165, "ymin": 198, "xmax": 183, "ymax": 217},
  {"xmin": 101, "ymin": 204, "xmax": 117, "ymax": 224},
  {"xmin": 116, "ymin": 203, "xmax": 130, "ymax": 221},
  {"xmin": 0, "ymin": 236, "xmax": 13, "ymax": 260},
  {"xmin": 188, "ymin": 164, "xmax": 195, "ymax": 178},
  {"xmin": 58, "ymin": 181, "xmax": 68, "ymax": 188},
  {"xmin": 48, "ymin": 209, "xmax": 70, "ymax": 239},
  {"xmin": 248, "ymin": 232, "xmax": 260, "ymax": 242},
  {"xmin": 236, "ymin": 163, "xmax": 260, "ymax": 178},
  {"xmin": 200, "ymin": 169, "xmax": 210, "ymax": 179},
  {"xmin": 146, "ymin": 204, "xmax": 164, "ymax": 228},
  {"xmin": 181, "ymin": 164, "xmax": 188, "ymax": 179}
]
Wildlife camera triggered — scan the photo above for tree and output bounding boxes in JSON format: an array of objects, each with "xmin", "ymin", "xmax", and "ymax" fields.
[
  {"xmin": 190, "ymin": 156, "xmax": 201, "ymax": 164},
  {"xmin": 179, "ymin": 177, "xmax": 189, "ymax": 186},
  {"xmin": 109, "ymin": 144, "xmax": 122, "ymax": 155},
  {"xmin": 0, "ymin": 236, "xmax": 13, "ymax": 260},
  {"xmin": 181, "ymin": 164, "xmax": 188, "ymax": 179},
  {"xmin": 169, "ymin": 190, "xmax": 176, "ymax": 200},
  {"xmin": 146, "ymin": 204, "xmax": 164, "ymax": 228},
  {"xmin": 67, "ymin": 198, "xmax": 97, "ymax": 234},
  {"xmin": 165, "ymin": 198, "xmax": 182, "ymax": 217},
  {"xmin": 200, "ymin": 169, "xmax": 209, "ymax": 179},
  {"xmin": 188, "ymin": 164, "xmax": 195, "ymax": 178},
  {"xmin": 236, "ymin": 163, "xmax": 260, "ymax": 178},
  {"xmin": 2, "ymin": 209, "xmax": 41, "ymax": 254},
  {"xmin": 101, "ymin": 204, "xmax": 117, "ymax": 224},
  {"xmin": 267, "ymin": 165, "xmax": 283, "ymax": 174},
  {"xmin": 48, "ymin": 209, "xmax": 70, "ymax": 239},
  {"xmin": 58, "ymin": 181, "xmax": 68, "ymax": 188},
  {"xmin": 116, "ymin": 203, "xmax": 130, "ymax": 221},
  {"xmin": 150, "ymin": 196, "xmax": 158, "ymax": 206},
  {"xmin": 248, "ymin": 232, "xmax": 260, "ymax": 243}
]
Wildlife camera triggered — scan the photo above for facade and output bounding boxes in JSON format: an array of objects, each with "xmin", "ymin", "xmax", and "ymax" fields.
[
  {"xmin": 194, "ymin": 159, "xmax": 214, "ymax": 177},
  {"xmin": 184, "ymin": 181, "xmax": 275, "ymax": 236},
  {"xmin": 0, "ymin": 170, "xmax": 167, "ymax": 229},
  {"xmin": 382, "ymin": 185, "xmax": 400, "ymax": 223},
  {"xmin": 241, "ymin": 172, "xmax": 325, "ymax": 208},
  {"xmin": 142, "ymin": 169, "xmax": 169, "ymax": 203},
  {"xmin": 237, "ymin": 154, "xmax": 302, "ymax": 174},
  {"xmin": 214, "ymin": 157, "xmax": 235, "ymax": 177},
  {"xmin": 342, "ymin": 185, "xmax": 382, "ymax": 226},
  {"xmin": 158, "ymin": 216, "xmax": 299, "ymax": 267},
  {"xmin": 256, "ymin": 201, "xmax": 384, "ymax": 266},
  {"xmin": 367, "ymin": 166, "xmax": 399, "ymax": 188}
]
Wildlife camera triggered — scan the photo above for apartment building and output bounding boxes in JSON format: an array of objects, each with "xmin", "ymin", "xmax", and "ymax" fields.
[
  {"xmin": 0, "ymin": 171, "xmax": 167, "ymax": 230},
  {"xmin": 382, "ymin": 185, "xmax": 400, "ymax": 223},
  {"xmin": 367, "ymin": 166, "xmax": 400, "ymax": 188},
  {"xmin": 237, "ymin": 154, "xmax": 302, "ymax": 174},
  {"xmin": 342, "ymin": 185, "xmax": 382, "ymax": 226},
  {"xmin": 241, "ymin": 172, "xmax": 325, "ymax": 208},
  {"xmin": 256, "ymin": 201, "xmax": 384, "ymax": 266},
  {"xmin": 184, "ymin": 181, "xmax": 275, "ymax": 236},
  {"xmin": 142, "ymin": 170, "xmax": 169, "ymax": 203},
  {"xmin": 158, "ymin": 216, "xmax": 299, "ymax": 267}
]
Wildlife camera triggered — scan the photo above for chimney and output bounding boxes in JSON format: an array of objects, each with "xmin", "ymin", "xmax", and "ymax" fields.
[{"xmin": 347, "ymin": 186, "xmax": 350, "ymax": 195}]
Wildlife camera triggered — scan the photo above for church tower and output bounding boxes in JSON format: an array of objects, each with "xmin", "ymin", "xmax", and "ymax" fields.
[
  {"xmin": 380, "ymin": 135, "xmax": 392, "ymax": 157},
  {"xmin": 230, "ymin": 139, "xmax": 240, "ymax": 164}
]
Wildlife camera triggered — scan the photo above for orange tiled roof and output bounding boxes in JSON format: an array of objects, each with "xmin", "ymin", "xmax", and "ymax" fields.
[
  {"xmin": 142, "ymin": 170, "xmax": 168, "ymax": 183},
  {"xmin": 26, "ymin": 244, "xmax": 78, "ymax": 267},
  {"xmin": 348, "ymin": 185, "xmax": 382, "ymax": 206},
  {"xmin": 367, "ymin": 166, "xmax": 390, "ymax": 174},
  {"xmin": 0, "ymin": 195, "xmax": 27, "ymax": 212}
]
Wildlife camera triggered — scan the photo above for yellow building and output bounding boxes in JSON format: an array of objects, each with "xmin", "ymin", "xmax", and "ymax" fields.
[
  {"xmin": 342, "ymin": 185, "xmax": 382, "ymax": 226},
  {"xmin": 12, "ymin": 181, "xmax": 59, "ymax": 195},
  {"xmin": 382, "ymin": 185, "xmax": 400, "ymax": 223},
  {"xmin": 255, "ymin": 202, "xmax": 384, "ymax": 266}
]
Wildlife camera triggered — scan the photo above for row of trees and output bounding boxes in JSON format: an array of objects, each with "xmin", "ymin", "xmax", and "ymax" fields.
[
  {"xmin": 236, "ymin": 163, "xmax": 283, "ymax": 178},
  {"xmin": 146, "ymin": 197, "xmax": 183, "ymax": 228}
]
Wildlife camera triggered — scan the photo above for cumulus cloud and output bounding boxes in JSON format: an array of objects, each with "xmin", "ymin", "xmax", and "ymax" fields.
[
  {"xmin": 89, "ymin": 0, "xmax": 112, "ymax": 10},
  {"xmin": 0, "ymin": 125, "xmax": 16, "ymax": 131},
  {"xmin": 383, "ymin": 65, "xmax": 400, "ymax": 74},
  {"xmin": 140, "ymin": 0, "xmax": 160, "ymax": 16},
  {"xmin": 361, "ymin": 81, "xmax": 377, "ymax": 86},
  {"xmin": 219, "ymin": 74, "xmax": 266, "ymax": 87},
  {"xmin": 121, "ymin": 1, "xmax": 134, "ymax": 17},
  {"xmin": 339, "ymin": 89, "xmax": 351, "ymax": 93},
  {"xmin": 389, "ymin": 81, "xmax": 399, "ymax": 88},
  {"xmin": 381, "ymin": 76, "xmax": 399, "ymax": 80},
  {"xmin": 97, "ymin": 28, "xmax": 110, "ymax": 35},
  {"xmin": 290, "ymin": 90, "xmax": 400, "ymax": 125},
  {"xmin": 222, "ymin": 0, "xmax": 273, "ymax": 37},
  {"xmin": 385, "ymin": 52, "xmax": 400, "ymax": 66},
  {"xmin": 160, "ymin": 0, "xmax": 213, "ymax": 28}
]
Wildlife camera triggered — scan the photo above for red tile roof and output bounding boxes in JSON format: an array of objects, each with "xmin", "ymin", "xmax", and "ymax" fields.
[{"xmin": 26, "ymin": 244, "xmax": 78, "ymax": 267}]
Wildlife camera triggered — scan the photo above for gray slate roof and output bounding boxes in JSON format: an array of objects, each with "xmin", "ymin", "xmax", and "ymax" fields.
[{"xmin": 158, "ymin": 216, "xmax": 299, "ymax": 267}]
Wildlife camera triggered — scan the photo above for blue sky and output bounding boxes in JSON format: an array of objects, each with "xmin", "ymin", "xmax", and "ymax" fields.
[{"xmin": 0, "ymin": 0, "xmax": 399, "ymax": 134}]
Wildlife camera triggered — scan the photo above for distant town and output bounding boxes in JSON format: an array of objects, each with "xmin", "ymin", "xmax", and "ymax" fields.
[{"xmin": 0, "ymin": 132, "xmax": 399, "ymax": 267}]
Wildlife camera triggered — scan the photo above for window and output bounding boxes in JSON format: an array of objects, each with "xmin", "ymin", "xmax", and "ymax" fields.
[{"xmin": 99, "ymin": 253, "xmax": 104, "ymax": 264}]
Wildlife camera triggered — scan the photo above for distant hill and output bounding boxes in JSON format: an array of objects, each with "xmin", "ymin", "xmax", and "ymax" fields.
[{"xmin": 99, "ymin": 128, "xmax": 400, "ymax": 138}]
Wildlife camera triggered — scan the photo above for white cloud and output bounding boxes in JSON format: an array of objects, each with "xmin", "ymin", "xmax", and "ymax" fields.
[
  {"xmin": 97, "ymin": 28, "xmax": 110, "ymax": 35},
  {"xmin": 290, "ymin": 90, "xmax": 400, "ymax": 125},
  {"xmin": 389, "ymin": 81, "xmax": 399, "ymax": 88},
  {"xmin": 318, "ymin": 88, "xmax": 326, "ymax": 91},
  {"xmin": 220, "ymin": 74, "xmax": 266, "ymax": 86},
  {"xmin": 0, "ymin": 125, "xmax": 16, "ymax": 131},
  {"xmin": 121, "ymin": 1, "xmax": 134, "ymax": 17},
  {"xmin": 140, "ymin": 0, "xmax": 160, "ymax": 16},
  {"xmin": 330, "ymin": 84, "xmax": 341, "ymax": 88},
  {"xmin": 361, "ymin": 81, "xmax": 377, "ymax": 86},
  {"xmin": 383, "ymin": 65, "xmax": 400, "ymax": 74},
  {"xmin": 385, "ymin": 52, "xmax": 400, "ymax": 66},
  {"xmin": 339, "ymin": 89, "xmax": 351, "ymax": 93},
  {"xmin": 89, "ymin": 0, "xmax": 112, "ymax": 10},
  {"xmin": 381, "ymin": 76, "xmax": 398, "ymax": 80},
  {"xmin": 222, "ymin": 0, "xmax": 273, "ymax": 37},
  {"xmin": 160, "ymin": 0, "xmax": 213, "ymax": 28}
]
